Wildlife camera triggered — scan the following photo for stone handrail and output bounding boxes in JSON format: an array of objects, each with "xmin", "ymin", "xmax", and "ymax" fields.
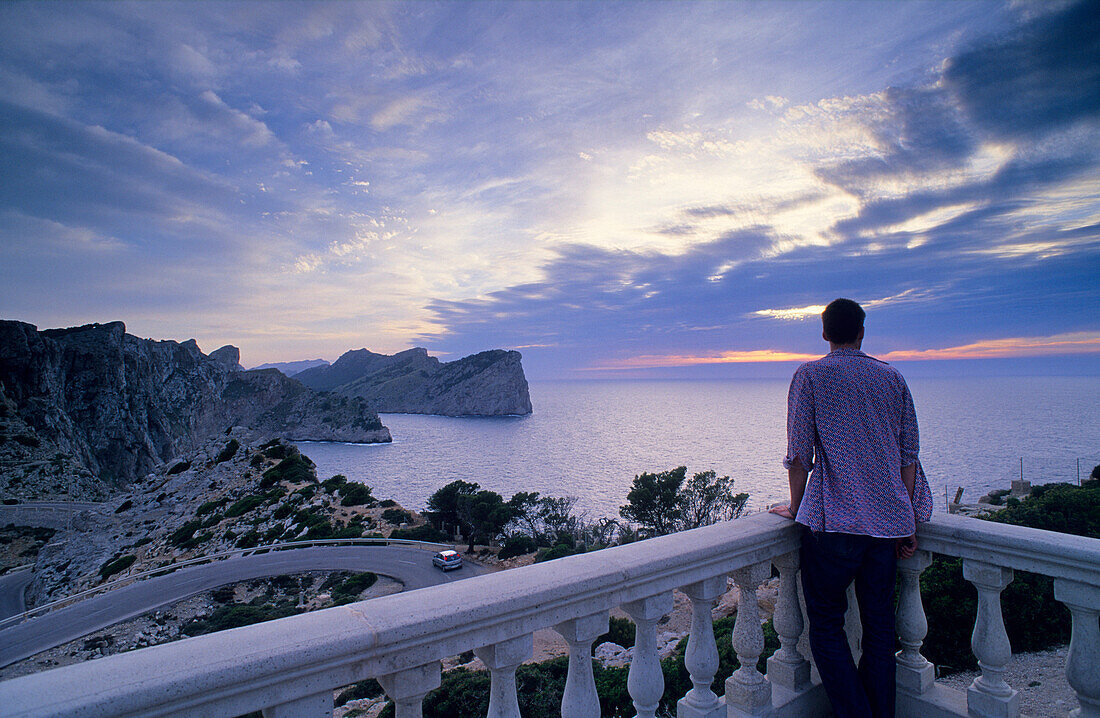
[
  {"xmin": 0, "ymin": 536, "xmax": 452, "ymax": 631},
  {"xmin": 0, "ymin": 512, "xmax": 1097, "ymax": 718}
]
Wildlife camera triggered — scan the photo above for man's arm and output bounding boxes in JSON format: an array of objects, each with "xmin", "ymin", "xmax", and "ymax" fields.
[
  {"xmin": 897, "ymin": 462, "xmax": 918, "ymax": 558},
  {"xmin": 771, "ymin": 458, "xmax": 808, "ymax": 520}
]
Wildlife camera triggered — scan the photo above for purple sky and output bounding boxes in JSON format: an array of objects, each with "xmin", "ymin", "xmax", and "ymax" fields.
[{"xmin": 1, "ymin": 1, "xmax": 1097, "ymax": 378}]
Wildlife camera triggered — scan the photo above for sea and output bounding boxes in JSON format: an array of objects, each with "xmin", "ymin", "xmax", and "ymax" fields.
[{"xmin": 299, "ymin": 377, "xmax": 1100, "ymax": 520}]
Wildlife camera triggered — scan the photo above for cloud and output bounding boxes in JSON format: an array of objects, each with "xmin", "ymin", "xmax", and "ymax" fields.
[
  {"xmin": 881, "ymin": 332, "xmax": 1100, "ymax": 360},
  {"xmin": 944, "ymin": 1, "xmax": 1100, "ymax": 139},
  {"xmin": 587, "ymin": 331, "xmax": 1100, "ymax": 371}
]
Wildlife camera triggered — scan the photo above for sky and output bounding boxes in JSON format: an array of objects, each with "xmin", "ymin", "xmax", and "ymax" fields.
[{"xmin": 1, "ymin": 1, "xmax": 1098, "ymax": 379}]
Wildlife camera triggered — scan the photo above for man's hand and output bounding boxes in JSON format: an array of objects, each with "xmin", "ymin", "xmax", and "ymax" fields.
[
  {"xmin": 769, "ymin": 503, "xmax": 796, "ymax": 520},
  {"xmin": 896, "ymin": 534, "xmax": 918, "ymax": 559}
]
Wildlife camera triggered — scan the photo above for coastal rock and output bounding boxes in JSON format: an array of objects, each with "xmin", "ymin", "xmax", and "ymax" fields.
[
  {"xmin": 0, "ymin": 320, "xmax": 390, "ymax": 496},
  {"xmin": 296, "ymin": 347, "xmax": 533, "ymax": 416},
  {"xmin": 208, "ymin": 345, "xmax": 243, "ymax": 372}
]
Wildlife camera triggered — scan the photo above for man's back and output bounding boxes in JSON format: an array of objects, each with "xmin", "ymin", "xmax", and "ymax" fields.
[{"xmin": 785, "ymin": 347, "xmax": 932, "ymax": 538}]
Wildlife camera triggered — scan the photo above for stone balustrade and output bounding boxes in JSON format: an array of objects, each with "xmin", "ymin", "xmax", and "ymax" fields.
[{"xmin": 0, "ymin": 511, "xmax": 1097, "ymax": 718}]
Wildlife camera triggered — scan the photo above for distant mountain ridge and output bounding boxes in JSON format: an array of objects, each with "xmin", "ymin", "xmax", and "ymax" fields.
[
  {"xmin": 0, "ymin": 321, "xmax": 390, "ymax": 497},
  {"xmin": 296, "ymin": 347, "xmax": 533, "ymax": 416},
  {"xmin": 249, "ymin": 359, "xmax": 330, "ymax": 376}
]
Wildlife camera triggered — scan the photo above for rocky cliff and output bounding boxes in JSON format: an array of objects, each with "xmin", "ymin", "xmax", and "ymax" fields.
[
  {"xmin": 0, "ymin": 321, "xmax": 390, "ymax": 497},
  {"xmin": 295, "ymin": 347, "xmax": 533, "ymax": 416}
]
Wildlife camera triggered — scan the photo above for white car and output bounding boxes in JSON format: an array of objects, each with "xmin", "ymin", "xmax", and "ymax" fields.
[{"xmin": 432, "ymin": 550, "xmax": 463, "ymax": 571}]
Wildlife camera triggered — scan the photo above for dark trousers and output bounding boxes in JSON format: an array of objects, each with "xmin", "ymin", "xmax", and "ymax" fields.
[{"xmin": 800, "ymin": 528, "xmax": 898, "ymax": 718}]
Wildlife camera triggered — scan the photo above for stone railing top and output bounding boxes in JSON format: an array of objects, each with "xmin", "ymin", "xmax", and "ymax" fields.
[
  {"xmin": 917, "ymin": 512, "xmax": 1100, "ymax": 585},
  {"xmin": 0, "ymin": 513, "xmax": 802, "ymax": 718},
  {"xmin": 2, "ymin": 512, "xmax": 1097, "ymax": 717}
]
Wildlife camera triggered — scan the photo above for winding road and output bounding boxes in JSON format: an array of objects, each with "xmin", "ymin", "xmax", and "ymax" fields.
[{"xmin": 0, "ymin": 545, "xmax": 486, "ymax": 669}]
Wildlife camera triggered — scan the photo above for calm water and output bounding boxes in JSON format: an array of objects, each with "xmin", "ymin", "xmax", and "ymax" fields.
[{"xmin": 300, "ymin": 377, "xmax": 1100, "ymax": 519}]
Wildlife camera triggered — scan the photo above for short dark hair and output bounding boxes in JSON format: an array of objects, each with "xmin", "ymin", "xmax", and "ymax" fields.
[{"xmin": 822, "ymin": 298, "xmax": 865, "ymax": 344}]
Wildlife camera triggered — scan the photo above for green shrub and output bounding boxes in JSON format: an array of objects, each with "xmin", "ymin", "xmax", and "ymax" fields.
[
  {"xmin": 196, "ymin": 499, "xmax": 227, "ymax": 516},
  {"xmin": 381, "ymin": 508, "xmax": 412, "ymax": 525},
  {"xmin": 167, "ymin": 461, "xmax": 191, "ymax": 475},
  {"xmin": 389, "ymin": 524, "xmax": 449, "ymax": 542},
  {"xmin": 295, "ymin": 485, "xmax": 317, "ymax": 500},
  {"xmin": 180, "ymin": 531, "xmax": 213, "ymax": 550},
  {"xmin": 333, "ymin": 525, "xmax": 365, "ymax": 539},
  {"xmin": 168, "ymin": 520, "xmax": 203, "ymax": 547},
  {"xmin": 331, "ymin": 572, "xmax": 378, "ymax": 604},
  {"xmin": 322, "ymin": 475, "xmax": 348, "ymax": 493},
  {"xmin": 379, "ymin": 499, "xmax": 398, "ymax": 508},
  {"xmin": 596, "ymin": 616, "xmax": 635, "ymax": 649},
  {"xmin": 272, "ymin": 503, "xmax": 294, "ymax": 521},
  {"xmin": 534, "ymin": 542, "xmax": 585, "ymax": 563},
  {"xmin": 215, "ymin": 439, "xmax": 240, "ymax": 463},
  {"xmin": 211, "ymin": 586, "xmax": 236, "ymax": 604},
  {"xmin": 235, "ymin": 531, "xmax": 261, "ymax": 548},
  {"xmin": 339, "ymin": 483, "xmax": 375, "ymax": 507},
  {"xmin": 182, "ymin": 602, "xmax": 300, "ymax": 636},
  {"xmin": 261, "ymin": 454, "xmax": 316, "ymax": 488},
  {"xmin": 498, "ymin": 534, "xmax": 538, "ymax": 560},
  {"xmin": 226, "ymin": 495, "xmax": 265, "ymax": 517},
  {"xmin": 249, "ymin": 453, "xmax": 264, "ymax": 468},
  {"xmin": 99, "ymin": 554, "xmax": 136, "ymax": 579}
]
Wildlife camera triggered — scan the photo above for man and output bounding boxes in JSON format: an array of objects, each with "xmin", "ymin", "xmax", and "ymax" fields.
[{"xmin": 770, "ymin": 298, "xmax": 933, "ymax": 718}]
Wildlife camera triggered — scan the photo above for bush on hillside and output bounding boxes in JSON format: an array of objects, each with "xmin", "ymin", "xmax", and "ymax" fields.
[
  {"xmin": 99, "ymin": 554, "xmax": 136, "ymax": 580},
  {"xmin": 225, "ymin": 495, "xmax": 265, "ymax": 518},
  {"xmin": 215, "ymin": 439, "xmax": 240, "ymax": 463},
  {"xmin": 261, "ymin": 454, "xmax": 316, "ymax": 488},
  {"xmin": 498, "ymin": 534, "xmax": 537, "ymax": 560},
  {"xmin": 381, "ymin": 508, "xmax": 412, "ymax": 525},
  {"xmin": 389, "ymin": 524, "xmax": 449, "ymax": 543},
  {"xmin": 340, "ymin": 483, "xmax": 375, "ymax": 507}
]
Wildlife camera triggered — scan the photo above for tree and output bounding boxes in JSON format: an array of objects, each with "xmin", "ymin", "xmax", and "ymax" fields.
[
  {"xmin": 426, "ymin": 480, "xmax": 480, "ymax": 537},
  {"xmin": 1091, "ymin": 463, "xmax": 1100, "ymax": 482},
  {"xmin": 506, "ymin": 491, "xmax": 542, "ymax": 540},
  {"xmin": 619, "ymin": 467, "xmax": 687, "ymax": 536},
  {"xmin": 680, "ymin": 470, "xmax": 749, "ymax": 529},
  {"xmin": 457, "ymin": 489, "xmax": 514, "ymax": 552},
  {"xmin": 539, "ymin": 496, "xmax": 580, "ymax": 544}
]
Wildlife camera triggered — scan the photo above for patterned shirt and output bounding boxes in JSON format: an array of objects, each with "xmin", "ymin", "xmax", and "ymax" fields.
[{"xmin": 784, "ymin": 348, "xmax": 933, "ymax": 537}]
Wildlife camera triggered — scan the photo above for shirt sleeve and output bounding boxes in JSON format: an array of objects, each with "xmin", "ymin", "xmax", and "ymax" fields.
[
  {"xmin": 899, "ymin": 381, "xmax": 920, "ymax": 467},
  {"xmin": 783, "ymin": 366, "xmax": 815, "ymax": 472}
]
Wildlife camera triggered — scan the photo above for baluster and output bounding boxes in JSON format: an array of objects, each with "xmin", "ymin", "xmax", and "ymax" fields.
[
  {"xmin": 962, "ymin": 560, "xmax": 1019, "ymax": 718},
  {"xmin": 1054, "ymin": 578, "xmax": 1100, "ymax": 718},
  {"xmin": 378, "ymin": 662, "xmax": 442, "ymax": 718},
  {"xmin": 725, "ymin": 562, "xmax": 772, "ymax": 716},
  {"xmin": 677, "ymin": 576, "xmax": 727, "ymax": 718},
  {"xmin": 766, "ymin": 551, "xmax": 810, "ymax": 692},
  {"xmin": 474, "ymin": 634, "xmax": 533, "ymax": 718},
  {"xmin": 623, "ymin": 592, "xmax": 675, "ymax": 718},
  {"xmin": 895, "ymin": 550, "xmax": 934, "ymax": 694},
  {"xmin": 554, "ymin": 612, "xmax": 608, "ymax": 718},
  {"xmin": 262, "ymin": 691, "xmax": 333, "ymax": 718}
]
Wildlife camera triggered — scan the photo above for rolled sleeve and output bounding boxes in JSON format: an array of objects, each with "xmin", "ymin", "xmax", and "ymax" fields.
[
  {"xmin": 899, "ymin": 382, "xmax": 920, "ymax": 467},
  {"xmin": 783, "ymin": 366, "xmax": 815, "ymax": 472}
]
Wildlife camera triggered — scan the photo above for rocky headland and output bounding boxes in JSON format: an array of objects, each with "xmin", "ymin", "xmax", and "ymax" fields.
[
  {"xmin": 0, "ymin": 320, "xmax": 390, "ymax": 500},
  {"xmin": 295, "ymin": 347, "xmax": 533, "ymax": 416}
]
